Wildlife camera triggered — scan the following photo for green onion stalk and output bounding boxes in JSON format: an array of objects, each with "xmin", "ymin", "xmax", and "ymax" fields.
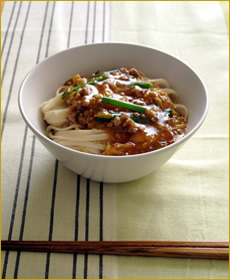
[{"xmin": 62, "ymin": 69, "xmax": 154, "ymax": 99}]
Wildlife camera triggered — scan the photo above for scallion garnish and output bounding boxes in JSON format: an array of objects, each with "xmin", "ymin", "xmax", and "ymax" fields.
[
  {"xmin": 72, "ymin": 76, "xmax": 107, "ymax": 91},
  {"xmin": 130, "ymin": 115, "xmax": 151, "ymax": 124},
  {"xmin": 95, "ymin": 113, "xmax": 152, "ymax": 124},
  {"xmin": 166, "ymin": 109, "xmax": 173, "ymax": 117},
  {"xmin": 93, "ymin": 69, "xmax": 120, "ymax": 78},
  {"xmin": 95, "ymin": 114, "xmax": 121, "ymax": 122},
  {"xmin": 101, "ymin": 96, "xmax": 146, "ymax": 113},
  {"xmin": 62, "ymin": 76, "xmax": 108, "ymax": 99},
  {"xmin": 62, "ymin": 90, "xmax": 71, "ymax": 99},
  {"xmin": 62, "ymin": 69, "xmax": 154, "ymax": 100},
  {"xmin": 130, "ymin": 82, "xmax": 153, "ymax": 88}
]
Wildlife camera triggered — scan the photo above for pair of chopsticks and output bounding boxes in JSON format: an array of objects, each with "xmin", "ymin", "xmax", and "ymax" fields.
[{"xmin": 1, "ymin": 240, "xmax": 229, "ymax": 260}]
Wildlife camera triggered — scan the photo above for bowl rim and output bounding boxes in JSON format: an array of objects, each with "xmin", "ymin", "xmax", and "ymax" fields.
[{"xmin": 18, "ymin": 41, "xmax": 209, "ymax": 159}]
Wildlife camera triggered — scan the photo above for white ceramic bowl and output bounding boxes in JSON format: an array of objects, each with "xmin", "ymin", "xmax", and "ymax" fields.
[{"xmin": 18, "ymin": 42, "xmax": 208, "ymax": 183}]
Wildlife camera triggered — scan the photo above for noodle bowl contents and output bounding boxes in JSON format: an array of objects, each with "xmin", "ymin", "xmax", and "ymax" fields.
[{"xmin": 41, "ymin": 68, "xmax": 188, "ymax": 156}]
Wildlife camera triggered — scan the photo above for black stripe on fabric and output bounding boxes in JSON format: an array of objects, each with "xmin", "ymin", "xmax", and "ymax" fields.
[
  {"xmin": 13, "ymin": 252, "xmax": 21, "ymax": 279},
  {"xmin": 1, "ymin": 251, "xmax": 9, "ymax": 280},
  {"xmin": 99, "ymin": 182, "xmax": 103, "ymax": 242},
  {"xmin": 102, "ymin": 1, "xmax": 106, "ymax": 42},
  {"xmin": 85, "ymin": 179, "xmax": 90, "ymax": 241},
  {"xmin": 72, "ymin": 175, "xmax": 81, "ymax": 278},
  {"xmin": 99, "ymin": 182, "xmax": 104, "ymax": 279},
  {"xmin": 85, "ymin": 1, "xmax": 90, "ymax": 44},
  {"xmin": 92, "ymin": 1, "xmax": 97, "ymax": 43},
  {"xmin": 45, "ymin": 159, "xmax": 59, "ymax": 279},
  {"xmin": 1, "ymin": 126, "xmax": 28, "ymax": 279},
  {"xmin": 18, "ymin": 137, "xmax": 36, "ymax": 241},
  {"xmin": 1, "ymin": 1, "xmax": 22, "ymax": 86},
  {"xmin": 75, "ymin": 175, "xmax": 81, "ymax": 239},
  {"xmin": 96, "ymin": 3, "xmax": 105, "ymax": 278},
  {"xmin": 45, "ymin": 1, "xmax": 56, "ymax": 58},
  {"xmin": 48, "ymin": 160, "xmax": 59, "ymax": 242},
  {"xmin": 99, "ymin": 2, "xmax": 107, "ymax": 277},
  {"xmin": 45, "ymin": 252, "xmax": 51, "ymax": 279},
  {"xmin": 82, "ymin": 4, "xmax": 90, "ymax": 277},
  {"xmin": 72, "ymin": 253, "xmax": 77, "ymax": 279},
  {"xmin": 1, "ymin": 1, "xmax": 17, "ymax": 56},
  {"xmin": 1, "ymin": 1, "xmax": 30, "ymax": 139},
  {"xmin": 43, "ymin": 3, "xmax": 58, "ymax": 277},
  {"xmin": 14, "ymin": 134, "xmax": 36, "ymax": 279},
  {"xmin": 36, "ymin": 1, "xmax": 49, "ymax": 64},
  {"xmin": 84, "ymin": 179, "xmax": 90, "ymax": 279},
  {"xmin": 67, "ymin": 1, "xmax": 74, "ymax": 48}
]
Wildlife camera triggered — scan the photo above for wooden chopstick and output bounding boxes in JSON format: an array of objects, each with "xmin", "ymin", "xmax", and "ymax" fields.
[{"xmin": 1, "ymin": 240, "xmax": 229, "ymax": 260}]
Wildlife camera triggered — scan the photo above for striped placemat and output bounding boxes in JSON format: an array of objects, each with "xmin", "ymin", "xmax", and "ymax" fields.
[{"xmin": 2, "ymin": 2, "xmax": 118, "ymax": 279}]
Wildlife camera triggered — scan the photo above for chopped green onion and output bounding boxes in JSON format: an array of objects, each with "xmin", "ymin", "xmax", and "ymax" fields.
[
  {"xmin": 93, "ymin": 69, "xmax": 120, "ymax": 78},
  {"xmin": 62, "ymin": 90, "xmax": 71, "ymax": 99},
  {"xmin": 62, "ymin": 69, "xmax": 154, "ymax": 100},
  {"xmin": 73, "ymin": 76, "xmax": 107, "ymax": 91},
  {"xmin": 101, "ymin": 96, "xmax": 146, "ymax": 113},
  {"xmin": 130, "ymin": 116, "xmax": 151, "ymax": 124},
  {"xmin": 62, "ymin": 76, "xmax": 108, "ymax": 99},
  {"xmin": 72, "ymin": 83, "xmax": 87, "ymax": 92},
  {"xmin": 166, "ymin": 109, "xmax": 173, "ymax": 117},
  {"xmin": 130, "ymin": 82, "xmax": 153, "ymax": 88},
  {"xmin": 95, "ymin": 113, "xmax": 152, "ymax": 124},
  {"xmin": 95, "ymin": 114, "xmax": 121, "ymax": 122},
  {"xmin": 95, "ymin": 116, "xmax": 114, "ymax": 122}
]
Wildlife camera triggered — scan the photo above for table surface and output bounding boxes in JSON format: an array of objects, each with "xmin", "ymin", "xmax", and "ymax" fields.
[{"xmin": 1, "ymin": 1, "xmax": 229, "ymax": 279}]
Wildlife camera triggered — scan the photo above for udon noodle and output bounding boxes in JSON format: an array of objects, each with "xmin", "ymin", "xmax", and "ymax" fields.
[{"xmin": 41, "ymin": 67, "xmax": 188, "ymax": 155}]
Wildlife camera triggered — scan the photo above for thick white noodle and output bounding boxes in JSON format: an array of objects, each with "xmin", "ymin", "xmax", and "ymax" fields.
[
  {"xmin": 43, "ymin": 108, "xmax": 69, "ymax": 126},
  {"xmin": 175, "ymin": 104, "xmax": 189, "ymax": 120},
  {"xmin": 41, "ymin": 90, "xmax": 109, "ymax": 153},
  {"xmin": 41, "ymin": 92, "xmax": 69, "ymax": 126},
  {"xmin": 150, "ymin": 78, "xmax": 170, "ymax": 88},
  {"xmin": 55, "ymin": 140, "xmax": 106, "ymax": 150},
  {"xmin": 41, "ymin": 94, "xmax": 64, "ymax": 114},
  {"xmin": 46, "ymin": 124, "xmax": 80, "ymax": 132},
  {"xmin": 48, "ymin": 129, "xmax": 109, "ymax": 141},
  {"xmin": 46, "ymin": 124, "xmax": 109, "ymax": 153},
  {"xmin": 162, "ymin": 88, "xmax": 179, "ymax": 103},
  {"xmin": 56, "ymin": 86, "xmax": 66, "ymax": 96}
]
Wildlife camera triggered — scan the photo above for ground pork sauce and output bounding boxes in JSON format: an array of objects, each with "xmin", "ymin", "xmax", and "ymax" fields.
[{"xmin": 62, "ymin": 67, "xmax": 187, "ymax": 156}]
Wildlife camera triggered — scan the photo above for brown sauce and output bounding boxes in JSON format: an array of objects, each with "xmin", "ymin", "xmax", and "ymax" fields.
[{"xmin": 62, "ymin": 67, "xmax": 187, "ymax": 155}]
